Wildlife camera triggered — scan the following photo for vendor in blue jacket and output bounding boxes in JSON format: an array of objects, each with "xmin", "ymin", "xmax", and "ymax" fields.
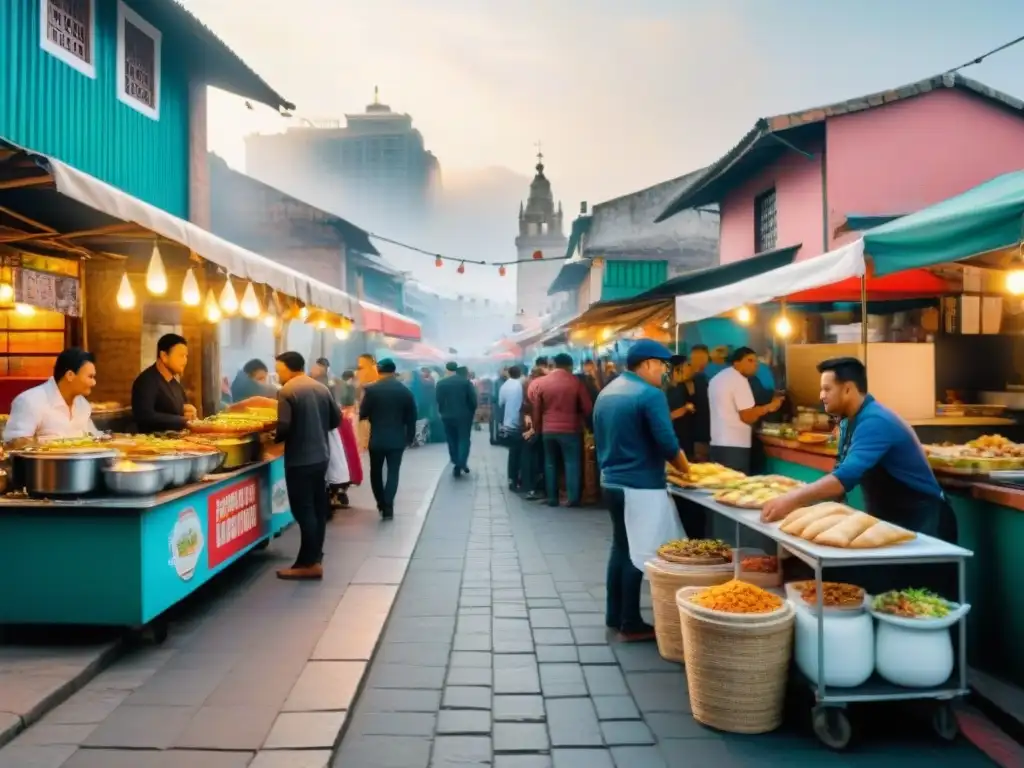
[{"xmin": 593, "ymin": 339, "xmax": 690, "ymax": 642}]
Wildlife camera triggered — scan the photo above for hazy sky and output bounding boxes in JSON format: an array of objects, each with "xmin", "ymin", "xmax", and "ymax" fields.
[{"xmin": 182, "ymin": 0, "xmax": 1024, "ymax": 296}]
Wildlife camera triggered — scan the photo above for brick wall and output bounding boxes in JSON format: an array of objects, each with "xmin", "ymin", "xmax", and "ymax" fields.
[{"xmin": 85, "ymin": 257, "xmax": 206, "ymax": 411}]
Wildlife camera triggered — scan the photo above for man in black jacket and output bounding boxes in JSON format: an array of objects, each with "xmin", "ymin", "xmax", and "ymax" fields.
[
  {"xmin": 359, "ymin": 358, "xmax": 417, "ymax": 519},
  {"xmin": 435, "ymin": 361, "xmax": 478, "ymax": 477}
]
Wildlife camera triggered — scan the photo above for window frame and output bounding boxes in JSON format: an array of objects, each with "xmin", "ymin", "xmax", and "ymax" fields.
[
  {"xmin": 753, "ymin": 187, "xmax": 778, "ymax": 254},
  {"xmin": 116, "ymin": 0, "xmax": 161, "ymax": 121},
  {"xmin": 40, "ymin": 0, "xmax": 97, "ymax": 79}
]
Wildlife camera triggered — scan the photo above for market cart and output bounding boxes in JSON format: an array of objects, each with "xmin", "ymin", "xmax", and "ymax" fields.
[{"xmin": 668, "ymin": 486, "xmax": 973, "ymax": 750}]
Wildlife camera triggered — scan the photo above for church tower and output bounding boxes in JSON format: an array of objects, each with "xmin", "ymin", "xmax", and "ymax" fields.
[{"xmin": 514, "ymin": 146, "xmax": 568, "ymax": 325}]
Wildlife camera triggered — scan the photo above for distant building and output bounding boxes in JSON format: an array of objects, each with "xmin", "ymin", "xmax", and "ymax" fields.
[
  {"xmin": 404, "ymin": 282, "xmax": 514, "ymax": 355},
  {"xmin": 244, "ymin": 87, "xmax": 440, "ymax": 231},
  {"xmin": 514, "ymin": 151, "xmax": 568, "ymax": 325}
]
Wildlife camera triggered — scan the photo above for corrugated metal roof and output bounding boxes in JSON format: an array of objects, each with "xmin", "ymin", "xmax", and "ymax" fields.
[{"xmin": 657, "ymin": 73, "xmax": 1024, "ymax": 220}]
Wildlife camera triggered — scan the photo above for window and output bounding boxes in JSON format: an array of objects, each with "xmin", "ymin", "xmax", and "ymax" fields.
[
  {"xmin": 40, "ymin": 0, "xmax": 95, "ymax": 78},
  {"xmin": 754, "ymin": 187, "xmax": 778, "ymax": 253},
  {"xmin": 116, "ymin": 1, "xmax": 161, "ymax": 120}
]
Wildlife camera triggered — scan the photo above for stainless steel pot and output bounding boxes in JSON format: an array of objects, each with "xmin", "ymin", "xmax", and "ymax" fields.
[
  {"xmin": 102, "ymin": 463, "xmax": 165, "ymax": 496},
  {"xmin": 201, "ymin": 435, "xmax": 260, "ymax": 470},
  {"xmin": 12, "ymin": 450, "xmax": 118, "ymax": 497},
  {"xmin": 188, "ymin": 451, "xmax": 225, "ymax": 482},
  {"xmin": 142, "ymin": 454, "xmax": 196, "ymax": 488}
]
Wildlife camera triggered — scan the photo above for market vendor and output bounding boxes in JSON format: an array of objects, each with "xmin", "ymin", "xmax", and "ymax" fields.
[
  {"xmin": 4, "ymin": 348, "xmax": 99, "ymax": 446},
  {"xmin": 131, "ymin": 333, "xmax": 198, "ymax": 433}
]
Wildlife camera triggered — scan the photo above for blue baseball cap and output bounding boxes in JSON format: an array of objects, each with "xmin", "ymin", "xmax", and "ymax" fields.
[{"xmin": 625, "ymin": 339, "xmax": 674, "ymax": 368}]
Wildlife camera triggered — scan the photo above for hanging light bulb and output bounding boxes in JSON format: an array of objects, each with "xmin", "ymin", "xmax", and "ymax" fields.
[
  {"xmin": 263, "ymin": 313, "xmax": 278, "ymax": 328},
  {"xmin": 219, "ymin": 279, "xmax": 239, "ymax": 314},
  {"xmin": 181, "ymin": 268, "xmax": 201, "ymax": 306},
  {"xmin": 1007, "ymin": 270, "xmax": 1024, "ymax": 295},
  {"xmin": 14, "ymin": 302, "xmax": 35, "ymax": 317},
  {"xmin": 240, "ymin": 282, "xmax": 261, "ymax": 319},
  {"xmin": 0, "ymin": 282, "xmax": 14, "ymax": 307},
  {"xmin": 116, "ymin": 272, "xmax": 136, "ymax": 310},
  {"xmin": 774, "ymin": 315, "xmax": 793, "ymax": 338},
  {"xmin": 532, "ymin": 250, "xmax": 543, "ymax": 260},
  {"xmin": 457, "ymin": 262, "xmax": 466, "ymax": 274},
  {"xmin": 298, "ymin": 306, "xmax": 309, "ymax": 321},
  {"xmin": 316, "ymin": 319, "xmax": 328, "ymax": 330},
  {"xmin": 736, "ymin": 305, "xmax": 753, "ymax": 325},
  {"xmin": 335, "ymin": 328, "xmax": 350, "ymax": 341},
  {"xmin": 435, "ymin": 257, "xmax": 443, "ymax": 268},
  {"xmin": 498, "ymin": 265, "xmax": 506, "ymax": 277},
  {"xmin": 204, "ymin": 289, "xmax": 222, "ymax": 323},
  {"xmin": 145, "ymin": 243, "xmax": 168, "ymax": 295}
]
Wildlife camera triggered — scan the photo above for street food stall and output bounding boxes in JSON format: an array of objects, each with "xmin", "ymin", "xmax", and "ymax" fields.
[{"xmin": 0, "ymin": 139, "xmax": 360, "ymax": 638}]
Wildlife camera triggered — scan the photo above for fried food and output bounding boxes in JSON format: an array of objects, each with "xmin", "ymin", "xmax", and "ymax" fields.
[{"xmin": 790, "ymin": 580, "xmax": 864, "ymax": 608}]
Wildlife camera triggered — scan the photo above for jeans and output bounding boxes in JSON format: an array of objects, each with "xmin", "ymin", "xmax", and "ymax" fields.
[
  {"xmin": 443, "ymin": 418, "xmax": 472, "ymax": 469},
  {"xmin": 520, "ymin": 436, "xmax": 544, "ymax": 493},
  {"xmin": 504, "ymin": 429, "xmax": 523, "ymax": 487},
  {"xmin": 369, "ymin": 448, "xmax": 404, "ymax": 510},
  {"xmin": 285, "ymin": 461, "xmax": 330, "ymax": 567},
  {"xmin": 603, "ymin": 487, "xmax": 645, "ymax": 632},
  {"xmin": 543, "ymin": 432, "xmax": 582, "ymax": 506}
]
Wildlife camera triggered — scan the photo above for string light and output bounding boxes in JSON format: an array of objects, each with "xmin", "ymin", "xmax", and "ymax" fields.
[
  {"xmin": 145, "ymin": 243, "xmax": 167, "ymax": 296},
  {"xmin": 14, "ymin": 302, "xmax": 35, "ymax": 316},
  {"xmin": 498, "ymin": 265, "xmax": 506, "ymax": 277},
  {"xmin": 181, "ymin": 268, "xmax": 201, "ymax": 306},
  {"xmin": 219, "ymin": 279, "xmax": 239, "ymax": 314},
  {"xmin": 240, "ymin": 282, "xmax": 261, "ymax": 319},
  {"xmin": 736, "ymin": 306, "xmax": 753, "ymax": 325},
  {"xmin": 116, "ymin": 273, "xmax": 136, "ymax": 310},
  {"xmin": 774, "ymin": 315, "xmax": 793, "ymax": 338},
  {"xmin": 298, "ymin": 306, "xmax": 309, "ymax": 321},
  {"xmin": 335, "ymin": 328, "xmax": 350, "ymax": 340},
  {"xmin": 0, "ymin": 282, "xmax": 14, "ymax": 307},
  {"xmin": 532, "ymin": 250, "xmax": 543, "ymax": 260},
  {"xmin": 457, "ymin": 262, "xmax": 466, "ymax": 274},
  {"xmin": 204, "ymin": 289, "xmax": 222, "ymax": 323},
  {"xmin": 435, "ymin": 257, "xmax": 443, "ymax": 268},
  {"xmin": 1007, "ymin": 270, "xmax": 1024, "ymax": 295}
]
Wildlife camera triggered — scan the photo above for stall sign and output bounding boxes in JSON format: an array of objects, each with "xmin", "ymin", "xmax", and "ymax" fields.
[
  {"xmin": 207, "ymin": 477, "xmax": 261, "ymax": 568},
  {"xmin": 14, "ymin": 267, "xmax": 80, "ymax": 316}
]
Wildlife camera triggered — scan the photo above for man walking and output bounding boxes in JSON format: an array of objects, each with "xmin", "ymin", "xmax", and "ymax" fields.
[
  {"xmin": 593, "ymin": 340, "xmax": 690, "ymax": 640},
  {"xmin": 359, "ymin": 358, "xmax": 417, "ymax": 519},
  {"xmin": 532, "ymin": 353, "xmax": 593, "ymax": 507},
  {"xmin": 273, "ymin": 351, "xmax": 341, "ymax": 580},
  {"xmin": 498, "ymin": 365, "xmax": 525, "ymax": 490},
  {"xmin": 436, "ymin": 361, "xmax": 477, "ymax": 477}
]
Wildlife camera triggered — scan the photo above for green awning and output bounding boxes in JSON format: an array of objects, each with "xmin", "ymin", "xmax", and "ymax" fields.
[
  {"xmin": 844, "ymin": 214, "xmax": 906, "ymax": 231},
  {"xmin": 863, "ymin": 171, "xmax": 1024, "ymax": 277},
  {"xmin": 632, "ymin": 243, "xmax": 801, "ymax": 300}
]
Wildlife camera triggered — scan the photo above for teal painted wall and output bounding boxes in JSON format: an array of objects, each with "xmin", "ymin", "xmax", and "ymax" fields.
[
  {"xmin": 0, "ymin": 0, "xmax": 190, "ymax": 217},
  {"xmin": 601, "ymin": 260, "xmax": 667, "ymax": 301}
]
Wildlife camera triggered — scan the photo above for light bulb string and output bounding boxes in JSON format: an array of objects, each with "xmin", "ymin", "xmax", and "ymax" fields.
[{"xmin": 367, "ymin": 232, "xmax": 572, "ymax": 268}]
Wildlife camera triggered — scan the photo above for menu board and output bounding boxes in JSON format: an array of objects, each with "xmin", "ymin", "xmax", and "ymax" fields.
[{"xmin": 14, "ymin": 267, "xmax": 80, "ymax": 317}]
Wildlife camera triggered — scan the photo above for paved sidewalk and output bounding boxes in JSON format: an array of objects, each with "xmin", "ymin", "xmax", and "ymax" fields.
[
  {"xmin": 334, "ymin": 443, "xmax": 995, "ymax": 767},
  {"xmin": 0, "ymin": 444, "xmax": 449, "ymax": 768}
]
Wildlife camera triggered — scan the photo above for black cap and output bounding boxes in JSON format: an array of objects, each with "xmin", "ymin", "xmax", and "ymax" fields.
[
  {"xmin": 377, "ymin": 358, "xmax": 397, "ymax": 374},
  {"xmin": 445, "ymin": 361, "xmax": 458, "ymax": 372}
]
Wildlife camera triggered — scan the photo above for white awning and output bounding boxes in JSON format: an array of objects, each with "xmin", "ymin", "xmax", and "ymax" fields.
[
  {"xmin": 46, "ymin": 158, "xmax": 359, "ymax": 319},
  {"xmin": 673, "ymin": 239, "xmax": 867, "ymax": 323}
]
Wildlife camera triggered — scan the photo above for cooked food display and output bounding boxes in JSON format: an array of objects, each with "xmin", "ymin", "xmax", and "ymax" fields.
[
  {"xmin": 690, "ymin": 580, "xmax": 783, "ymax": 614},
  {"xmin": 872, "ymin": 589, "xmax": 951, "ymax": 619},
  {"xmin": 740, "ymin": 555, "xmax": 778, "ymax": 573},
  {"xmin": 657, "ymin": 539, "xmax": 732, "ymax": 564},
  {"xmin": 778, "ymin": 503, "xmax": 916, "ymax": 548},
  {"xmin": 712, "ymin": 475, "xmax": 805, "ymax": 509},
  {"xmin": 105, "ymin": 434, "xmax": 218, "ymax": 457},
  {"xmin": 187, "ymin": 414, "xmax": 271, "ymax": 434},
  {"xmin": 109, "ymin": 460, "xmax": 152, "ymax": 473},
  {"xmin": 924, "ymin": 433, "xmax": 1024, "ymax": 474},
  {"xmin": 790, "ymin": 580, "xmax": 865, "ymax": 608},
  {"xmin": 666, "ymin": 462, "xmax": 745, "ymax": 489},
  {"xmin": 796, "ymin": 432, "xmax": 831, "ymax": 445}
]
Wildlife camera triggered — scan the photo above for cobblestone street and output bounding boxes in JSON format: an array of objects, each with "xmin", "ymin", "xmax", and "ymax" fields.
[{"xmin": 0, "ymin": 441, "xmax": 998, "ymax": 767}]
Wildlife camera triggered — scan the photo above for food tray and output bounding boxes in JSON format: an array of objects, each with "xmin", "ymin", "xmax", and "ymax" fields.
[
  {"xmin": 868, "ymin": 599, "xmax": 970, "ymax": 630},
  {"xmin": 785, "ymin": 581, "xmax": 868, "ymax": 615}
]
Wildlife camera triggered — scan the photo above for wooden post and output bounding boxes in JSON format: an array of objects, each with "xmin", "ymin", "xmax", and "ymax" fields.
[{"xmin": 199, "ymin": 264, "xmax": 220, "ymax": 417}]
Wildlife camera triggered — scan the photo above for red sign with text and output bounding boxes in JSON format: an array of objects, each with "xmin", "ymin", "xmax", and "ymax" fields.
[{"xmin": 207, "ymin": 476, "xmax": 262, "ymax": 568}]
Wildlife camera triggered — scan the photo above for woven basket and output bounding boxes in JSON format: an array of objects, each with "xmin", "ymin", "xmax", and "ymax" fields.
[
  {"xmin": 644, "ymin": 561, "xmax": 733, "ymax": 663},
  {"xmin": 677, "ymin": 586, "xmax": 795, "ymax": 734}
]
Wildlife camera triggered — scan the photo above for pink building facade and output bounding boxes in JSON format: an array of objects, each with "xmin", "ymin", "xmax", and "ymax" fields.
[{"xmin": 662, "ymin": 75, "xmax": 1024, "ymax": 265}]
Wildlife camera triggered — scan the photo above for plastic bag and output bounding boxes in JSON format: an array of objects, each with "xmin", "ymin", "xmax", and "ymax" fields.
[
  {"xmin": 624, "ymin": 488, "xmax": 685, "ymax": 572},
  {"xmin": 327, "ymin": 428, "xmax": 350, "ymax": 485}
]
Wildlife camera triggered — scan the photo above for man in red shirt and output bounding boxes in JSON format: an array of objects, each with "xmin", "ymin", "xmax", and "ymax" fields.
[{"xmin": 532, "ymin": 353, "xmax": 593, "ymax": 507}]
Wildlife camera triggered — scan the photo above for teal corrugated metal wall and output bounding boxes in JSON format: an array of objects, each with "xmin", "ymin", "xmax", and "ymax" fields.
[
  {"xmin": 601, "ymin": 260, "xmax": 668, "ymax": 301},
  {"xmin": 0, "ymin": 0, "xmax": 190, "ymax": 217}
]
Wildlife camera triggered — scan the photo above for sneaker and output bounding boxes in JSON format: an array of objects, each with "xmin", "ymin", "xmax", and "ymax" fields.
[
  {"xmin": 452, "ymin": 466, "xmax": 462, "ymax": 478},
  {"xmin": 381, "ymin": 506, "xmax": 394, "ymax": 520},
  {"xmin": 337, "ymin": 491, "xmax": 350, "ymax": 509},
  {"xmin": 277, "ymin": 564, "xmax": 324, "ymax": 581},
  {"xmin": 618, "ymin": 623, "xmax": 656, "ymax": 643}
]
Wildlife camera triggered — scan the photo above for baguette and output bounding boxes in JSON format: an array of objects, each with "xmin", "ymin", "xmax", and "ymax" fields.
[
  {"xmin": 780, "ymin": 503, "xmax": 850, "ymax": 535},
  {"xmin": 848, "ymin": 522, "xmax": 916, "ymax": 548},
  {"xmin": 813, "ymin": 512, "xmax": 878, "ymax": 547},
  {"xmin": 799, "ymin": 513, "xmax": 851, "ymax": 541}
]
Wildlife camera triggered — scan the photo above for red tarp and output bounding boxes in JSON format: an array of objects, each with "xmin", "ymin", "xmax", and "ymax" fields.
[
  {"xmin": 787, "ymin": 269, "xmax": 952, "ymax": 303},
  {"xmin": 360, "ymin": 302, "xmax": 422, "ymax": 341}
]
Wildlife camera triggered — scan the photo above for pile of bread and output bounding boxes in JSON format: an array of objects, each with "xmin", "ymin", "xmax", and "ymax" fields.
[{"xmin": 779, "ymin": 502, "xmax": 916, "ymax": 549}]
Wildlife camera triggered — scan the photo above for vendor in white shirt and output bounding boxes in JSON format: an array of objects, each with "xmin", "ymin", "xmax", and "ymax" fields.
[
  {"xmin": 4, "ymin": 348, "xmax": 99, "ymax": 447},
  {"xmin": 707, "ymin": 346, "xmax": 783, "ymax": 474}
]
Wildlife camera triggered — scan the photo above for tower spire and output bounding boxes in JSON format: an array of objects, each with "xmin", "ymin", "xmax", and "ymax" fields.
[
  {"xmin": 534, "ymin": 140, "xmax": 544, "ymax": 172},
  {"xmin": 373, "ymin": 85, "xmax": 379, "ymax": 105}
]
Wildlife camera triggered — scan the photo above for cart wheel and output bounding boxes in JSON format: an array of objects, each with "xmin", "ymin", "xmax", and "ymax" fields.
[
  {"xmin": 254, "ymin": 538, "xmax": 270, "ymax": 551},
  {"xmin": 932, "ymin": 702, "xmax": 959, "ymax": 741},
  {"xmin": 812, "ymin": 705, "xmax": 852, "ymax": 751}
]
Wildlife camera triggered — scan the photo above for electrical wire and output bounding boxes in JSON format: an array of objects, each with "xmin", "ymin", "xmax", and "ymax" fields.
[
  {"xmin": 945, "ymin": 33, "xmax": 1024, "ymax": 74},
  {"xmin": 366, "ymin": 231, "xmax": 572, "ymax": 270}
]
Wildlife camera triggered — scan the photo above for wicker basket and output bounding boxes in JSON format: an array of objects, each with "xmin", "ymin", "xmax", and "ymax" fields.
[
  {"xmin": 644, "ymin": 560, "xmax": 733, "ymax": 663},
  {"xmin": 676, "ymin": 586, "xmax": 795, "ymax": 734}
]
